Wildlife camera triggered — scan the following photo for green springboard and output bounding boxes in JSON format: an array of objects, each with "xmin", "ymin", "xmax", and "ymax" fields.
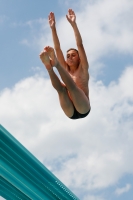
[{"xmin": 0, "ymin": 124, "xmax": 79, "ymax": 200}]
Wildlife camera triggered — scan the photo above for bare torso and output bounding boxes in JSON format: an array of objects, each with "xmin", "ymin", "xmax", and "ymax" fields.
[{"xmin": 66, "ymin": 63, "xmax": 89, "ymax": 97}]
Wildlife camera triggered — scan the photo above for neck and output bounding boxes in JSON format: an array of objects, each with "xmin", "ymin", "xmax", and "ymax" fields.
[
  {"xmin": 67, "ymin": 64, "xmax": 78, "ymax": 73},
  {"xmin": 69, "ymin": 66, "xmax": 77, "ymax": 74}
]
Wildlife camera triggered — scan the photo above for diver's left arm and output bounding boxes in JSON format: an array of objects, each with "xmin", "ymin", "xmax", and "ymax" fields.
[{"xmin": 66, "ymin": 9, "xmax": 89, "ymax": 70}]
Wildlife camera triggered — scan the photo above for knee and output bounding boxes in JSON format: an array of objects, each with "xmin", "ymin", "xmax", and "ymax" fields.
[
  {"xmin": 56, "ymin": 84, "xmax": 67, "ymax": 94},
  {"xmin": 60, "ymin": 86, "xmax": 68, "ymax": 94},
  {"xmin": 58, "ymin": 83, "xmax": 77, "ymax": 96}
]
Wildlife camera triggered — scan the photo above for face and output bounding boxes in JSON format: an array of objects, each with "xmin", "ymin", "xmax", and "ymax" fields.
[{"xmin": 66, "ymin": 50, "xmax": 80, "ymax": 67}]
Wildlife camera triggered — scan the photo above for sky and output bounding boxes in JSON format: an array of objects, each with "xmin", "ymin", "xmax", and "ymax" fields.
[{"xmin": 0, "ymin": 0, "xmax": 133, "ymax": 199}]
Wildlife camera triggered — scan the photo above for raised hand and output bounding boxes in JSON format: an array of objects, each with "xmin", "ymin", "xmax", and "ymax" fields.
[
  {"xmin": 66, "ymin": 9, "xmax": 76, "ymax": 25},
  {"xmin": 48, "ymin": 12, "xmax": 56, "ymax": 28}
]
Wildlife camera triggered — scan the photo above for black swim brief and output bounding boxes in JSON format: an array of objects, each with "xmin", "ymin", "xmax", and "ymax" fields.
[{"xmin": 70, "ymin": 106, "xmax": 91, "ymax": 120}]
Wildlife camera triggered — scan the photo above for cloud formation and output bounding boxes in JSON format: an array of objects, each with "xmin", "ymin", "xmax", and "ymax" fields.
[{"xmin": 0, "ymin": 66, "xmax": 133, "ymax": 199}]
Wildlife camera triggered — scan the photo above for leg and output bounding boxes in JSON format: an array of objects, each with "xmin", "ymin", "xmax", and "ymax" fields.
[
  {"xmin": 45, "ymin": 47, "xmax": 90, "ymax": 114},
  {"xmin": 39, "ymin": 49, "xmax": 74, "ymax": 117},
  {"xmin": 48, "ymin": 69, "xmax": 75, "ymax": 117}
]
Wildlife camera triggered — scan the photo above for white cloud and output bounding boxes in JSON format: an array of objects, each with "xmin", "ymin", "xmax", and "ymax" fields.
[
  {"xmin": 115, "ymin": 183, "xmax": 131, "ymax": 196},
  {"xmin": 0, "ymin": 66, "xmax": 133, "ymax": 199}
]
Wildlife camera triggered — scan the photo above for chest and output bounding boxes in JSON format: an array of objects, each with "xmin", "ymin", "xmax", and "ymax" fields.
[{"xmin": 69, "ymin": 67, "xmax": 88, "ymax": 83}]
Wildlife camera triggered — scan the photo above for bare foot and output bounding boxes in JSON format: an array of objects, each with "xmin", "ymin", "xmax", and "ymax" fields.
[
  {"xmin": 44, "ymin": 46, "xmax": 58, "ymax": 67},
  {"xmin": 39, "ymin": 50, "xmax": 52, "ymax": 71}
]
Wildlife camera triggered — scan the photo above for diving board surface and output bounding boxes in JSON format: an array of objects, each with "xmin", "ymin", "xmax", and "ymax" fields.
[{"xmin": 0, "ymin": 125, "xmax": 79, "ymax": 200}]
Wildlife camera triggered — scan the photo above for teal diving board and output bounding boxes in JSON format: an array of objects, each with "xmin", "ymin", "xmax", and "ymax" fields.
[{"xmin": 0, "ymin": 125, "xmax": 79, "ymax": 200}]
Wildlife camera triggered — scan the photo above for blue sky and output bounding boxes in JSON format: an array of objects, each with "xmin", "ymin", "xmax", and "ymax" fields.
[{"xmin": 0, "ymin": 0, "xmax": 133, "ymax": 200}]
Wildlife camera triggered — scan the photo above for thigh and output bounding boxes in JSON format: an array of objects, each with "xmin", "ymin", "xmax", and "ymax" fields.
[
  {"xmin": 58, "ymin": 86, "xmax": 74, "ymax": 117},
  {"xmin": 68, "ymin": 87, "xmax": 90, "ymax": 114}
]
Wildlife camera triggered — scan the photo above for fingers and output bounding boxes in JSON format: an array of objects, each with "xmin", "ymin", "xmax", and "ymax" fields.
[
  {"xmin": 68, "ymin": 8, "xmax": 75, "ymax": 15},
  {"xmin": 48, "ymin": 12, "xmax": 55, "ymax": 20}
]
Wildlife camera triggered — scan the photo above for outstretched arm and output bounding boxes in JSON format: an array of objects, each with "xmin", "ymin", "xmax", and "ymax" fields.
[
  {"xmin": 66, "ymin": 9, "xmax": 89, "ymax": 70},
  {"xmin": 48, "ymin": 12, "xmax": 66, "ymax": 68}
]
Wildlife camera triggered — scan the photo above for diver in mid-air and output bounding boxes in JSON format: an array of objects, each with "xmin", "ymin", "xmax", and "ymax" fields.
[{"xmin": 40, "ymin": 9, "xmax": 90, "ymax": 119}]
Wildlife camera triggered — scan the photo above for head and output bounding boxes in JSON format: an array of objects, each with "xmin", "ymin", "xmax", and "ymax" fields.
[{"xmin": 66, "ymin": 48, "xmax": 80, "ymax": 68}]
